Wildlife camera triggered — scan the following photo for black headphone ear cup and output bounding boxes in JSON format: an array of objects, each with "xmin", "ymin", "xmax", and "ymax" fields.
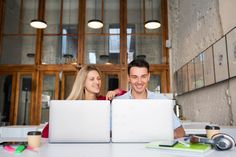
[{"xmin": 211, "ymin": 133, "xmax": 235, "ymax": 151}]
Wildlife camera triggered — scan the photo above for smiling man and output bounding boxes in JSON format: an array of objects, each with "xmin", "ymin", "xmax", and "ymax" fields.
[
  {"xmin": 116, "ymin": 59, "xmax": 167, "ymax": 99},
  {"xmin": 116, "ymin": 59, "xmax": 185, "ymax": 139}
]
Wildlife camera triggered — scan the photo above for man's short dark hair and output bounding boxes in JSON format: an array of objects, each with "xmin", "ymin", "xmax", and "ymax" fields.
[{"xmin": 128, "ymin": 59, "xmax": 150, "ymax": 75}]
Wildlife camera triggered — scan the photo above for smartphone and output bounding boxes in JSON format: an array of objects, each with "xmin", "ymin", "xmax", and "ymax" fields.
[
  {"xmin": 159, "ymin": 140, "xmax": 178, "ymax": 147},
  {"xmin": 0, "ymin": 141, "xmax": 27, "ymax": 146}
]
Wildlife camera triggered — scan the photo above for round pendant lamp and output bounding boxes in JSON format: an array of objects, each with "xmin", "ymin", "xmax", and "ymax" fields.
[
  {"xmin": 30, "ymin": 19, "xmax": 47, "ymax": 29},
  {"xmin": 88, "ymin": 0, "xmax": 103, "ymax": 29},
  {"xmin": 145, "ymin": 0, "xmax": 161, "ymax": 29},
  {"xmin": 88, "ymin": 19, "xmax": 103, "ymax": 29},
  {"xmin": 30, "ymin": 0, "xmax": 47, "ymax": 29},
  {"xmin": 145, "ymin": 20, "xmax": 161, "ymax": 29}
]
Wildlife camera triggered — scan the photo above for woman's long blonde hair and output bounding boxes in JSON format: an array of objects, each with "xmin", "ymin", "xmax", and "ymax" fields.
[{"xmin": 66, "ymin": 65, "xmax": 102, "ymax": 100}]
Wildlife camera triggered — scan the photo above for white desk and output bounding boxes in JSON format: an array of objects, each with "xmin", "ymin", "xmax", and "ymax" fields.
[
  {"xmin": 0, "ymin": 139, "xmax": 236, "ymax": 157},
  {"xmin": 1, "ymin": 124, "xmax": 236, "ymax": 157}
]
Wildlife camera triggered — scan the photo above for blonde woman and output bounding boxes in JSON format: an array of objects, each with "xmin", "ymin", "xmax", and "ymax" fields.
[
  {"xmin": 42, "ymin": 65, "xmax": 125, "ymax": 137},
  {"xmin": 67, "ymin": 65, "xmax": 124, "ymax": 100}
]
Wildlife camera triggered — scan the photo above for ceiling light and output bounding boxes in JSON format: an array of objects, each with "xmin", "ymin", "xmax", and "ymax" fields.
[
  {"xmin": 87, "ymin": 0, "xmax": 103, "ymax": 29},
  {"xmin": 30, "ymin": 19, "xmax": 47, "ymax": 29},
  {"xmin": 145, "ymin": 0, "xmax": 161, "ymax": 30},
  {"xmin": 88, "ymin": 19, "xmax": 103, "ymax": 29},
  {"xmin": 145, "ymin": 20, "xmax": 161, "ymax": 29}
]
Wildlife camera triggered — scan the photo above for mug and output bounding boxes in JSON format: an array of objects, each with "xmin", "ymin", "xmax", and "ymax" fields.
[
  {"xmin": 27, "ymin": 131, "xmax": 42, "ymax": 148},
  {"xmin": 205, "ymin": 125, "xmax": 220, "ymax": 139}
]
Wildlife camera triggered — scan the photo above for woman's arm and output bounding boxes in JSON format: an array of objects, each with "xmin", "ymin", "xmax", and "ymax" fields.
[{"xmin": 106, "ymin": 89, "xmax": 126, "ymax": 100}]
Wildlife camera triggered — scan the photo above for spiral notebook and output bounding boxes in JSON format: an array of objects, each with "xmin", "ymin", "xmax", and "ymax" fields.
[{"xmin": 146, "ymin": 141, "xmax": 211, "ymax": 153}]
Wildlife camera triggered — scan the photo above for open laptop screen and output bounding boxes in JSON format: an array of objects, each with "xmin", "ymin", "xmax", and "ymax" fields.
[
  {"xmin": 112, "ymin": 99, "xmax": 174, "ymax": 142},
  {"xmin": 49, "ymin": 100, "xmax": 110, "ymax": 143}
]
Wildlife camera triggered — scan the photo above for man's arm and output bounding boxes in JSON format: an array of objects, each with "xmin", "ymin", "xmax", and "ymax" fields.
[{"xmin": 174, "ymin": 125, "xmax": 185, "ymax": 139}]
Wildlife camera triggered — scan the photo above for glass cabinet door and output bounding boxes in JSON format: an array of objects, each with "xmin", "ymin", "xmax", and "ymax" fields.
[
  {"xmin": 149, "ymin": 74, "xmax": 161, "ymax": 93},
  {"xmin": 85, "ymin": 0, "xmax": 120, "ymax": 65},
  {"xmin": 100, "ymin": 73, "xmax": 119, "ymax": 96},
  {"xmin": 1, "ymin": 0, "xmax": 37, "ymax": 65},
  {"xmin": 104, "ymin": 74, "xmax": 119, "ymax": 91},
  {"xmin": 127, "ymin": 0, "xmax": 163, "ymax": 64},
  {"xmin": 0, "ymin": 74, "xmax": 13, "ymax": 124},
  {"xmin": 17, "ymin": 75, "xmax": 32, "ymax": 125},
  {"xmin": 41, "ymin": 75, "xmax": 56, "ymax": 123},
  {"xmin": 42, "ymin": 0, "xmax": 79, "ymax": 65},
  {"xmin": 62, "ymin": 72, "xmax": 76, "ymax": 99}
]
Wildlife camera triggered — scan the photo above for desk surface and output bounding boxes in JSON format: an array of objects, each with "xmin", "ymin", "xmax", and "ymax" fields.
[{"xmin": 0, "ymin": 140, "xmax": 236, "ymax": 157}]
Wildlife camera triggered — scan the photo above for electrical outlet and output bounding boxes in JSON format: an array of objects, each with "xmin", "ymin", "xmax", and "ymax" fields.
[{"xmin": 166, "ymin": 39, "xmax": 172, "ymax": 48}]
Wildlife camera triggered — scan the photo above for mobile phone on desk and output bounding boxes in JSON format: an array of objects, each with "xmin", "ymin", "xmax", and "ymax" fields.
[
  {"xmin": 159, "ymin": 140, "xmax": 178, "ymax": 147},
  {"xmin": 0, "ymin": 141, "xmax": 27, "ymax": 146}
]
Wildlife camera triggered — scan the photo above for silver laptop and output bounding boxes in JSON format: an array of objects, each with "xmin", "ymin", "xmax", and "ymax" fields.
[
  {"xmin": 112, "ymin": 99, "xmax": 174, "ymax": 142},
  {"xmin": 49, "ymin": 100, "xmax": 110, "ymax": 143}
]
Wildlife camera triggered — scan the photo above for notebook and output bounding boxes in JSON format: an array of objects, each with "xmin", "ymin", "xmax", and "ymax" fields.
[
  {"xmin": 49, "ymin": 100, "xmax": 110, "ymax": 143},
  {"xmin": 146, "ymin": 141, "xmax": 211, "ymax": 153},
  {"xmin": 112, "ymin": 99, "xmax": 174, "ymax": 142}
]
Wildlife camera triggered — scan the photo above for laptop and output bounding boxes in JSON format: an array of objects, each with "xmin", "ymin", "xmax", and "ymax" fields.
[
  {"xmin": 49, "ymin": 100, "xmax": 110, "ymax": 143},
  {"xmin": 112, "ymin": 99, "xmax": 174, "ymax": 142}
]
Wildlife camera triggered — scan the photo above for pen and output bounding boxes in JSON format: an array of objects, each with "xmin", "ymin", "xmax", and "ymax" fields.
[
  {"xmin": 178, "ymin": 140, "xmax": 190, "ymax": 147},
  {"xmin": 184, "ymin": 137, "xmax": 190, "ymax": 141}
]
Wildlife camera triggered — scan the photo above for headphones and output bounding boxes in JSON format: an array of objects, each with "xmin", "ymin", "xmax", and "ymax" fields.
[
  {"xmin": 190, "ymin": 133, "xmax": 235, "ymax": 151},
  {"xmin": 211, "ymin": 133, "xmax": 235, "ymax": 151}
]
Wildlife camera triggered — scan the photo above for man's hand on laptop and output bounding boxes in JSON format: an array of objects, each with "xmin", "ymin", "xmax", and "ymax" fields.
[{"xmin": 174, "ymin": 126, "xmax": 185, "ymax": 139}]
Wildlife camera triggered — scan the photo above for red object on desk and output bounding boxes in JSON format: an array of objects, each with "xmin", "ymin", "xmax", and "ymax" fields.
[{"xmin": 42, "ymin": 123, "xmax": 49, "ymax": 138}]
